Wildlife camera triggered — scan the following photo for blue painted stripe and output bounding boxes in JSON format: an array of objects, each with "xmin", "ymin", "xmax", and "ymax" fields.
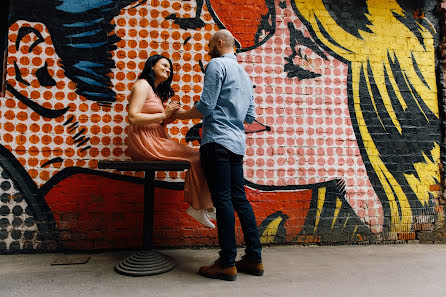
[
  {"xmin": 75, "ymin": 76, "xmax": 105, "ymax": 87},
  {"xmin": 63, "ymin": 18, "xmax": 103, "ymax": 28},
  {"xmin": 56, "ymin": 0, "xmax": 113, "ymax": 13},
  {"xmin": 67, "ymin": 41, "xmax": 107, "ymax": 48},
  {"xmin": 68, "ymin": 29, "xmax": 102, "ymax": 38}
]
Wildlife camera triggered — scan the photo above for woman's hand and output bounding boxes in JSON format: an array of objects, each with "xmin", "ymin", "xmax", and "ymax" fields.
[{"xmin": 164, "ymin": 102, "xmax": 180, "ymax": 119}]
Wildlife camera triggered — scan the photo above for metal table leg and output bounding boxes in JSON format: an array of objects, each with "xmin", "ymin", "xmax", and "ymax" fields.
[{"xmin": 114, "ymin": 170, "xmax": 176, "ymax": 276}]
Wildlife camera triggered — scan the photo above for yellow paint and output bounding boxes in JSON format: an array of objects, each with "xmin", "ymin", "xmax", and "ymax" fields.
[
  {"xmin": 314, "ymin": 187, "xmax": 326, "ymax": 233},
  {"xmin": 404, "ymin": 144, "xmax": 441, "ymax": 207},
  {"xmin": 294, "ymin": 0, "xmax": 440, "ymax": 233},
  {"xmin": 331, "ymin": 197, "xmax": 343, "ymax": 230},
  {"xmin": 260, "ymin": 217, "xmax": 283, "ymax": 244}
]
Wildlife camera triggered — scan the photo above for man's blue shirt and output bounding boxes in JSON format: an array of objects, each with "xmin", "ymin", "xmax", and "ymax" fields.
[{"xmin": 195, "ymin": 53, "xmax": 255, "ymax": 156}]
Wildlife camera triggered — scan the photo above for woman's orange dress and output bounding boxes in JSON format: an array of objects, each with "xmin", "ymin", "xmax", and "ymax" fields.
[{"xmin": 127, "ymin": 86, "xmax": 212, "ymax": 210}]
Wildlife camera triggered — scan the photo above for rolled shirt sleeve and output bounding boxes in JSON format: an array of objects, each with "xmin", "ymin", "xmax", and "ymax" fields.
[
  {"xmin": 195, "ymin": 60, "xmax": 223, "ymax": 117},
  {"xmin": 244, "ymin": 94, "xmax": 255, "ymax": 124}
]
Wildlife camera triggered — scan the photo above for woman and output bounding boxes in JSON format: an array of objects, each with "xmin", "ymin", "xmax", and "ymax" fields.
[{"xmin": 127, "ymin": 55, "xmax": 215, "ymax": 228}]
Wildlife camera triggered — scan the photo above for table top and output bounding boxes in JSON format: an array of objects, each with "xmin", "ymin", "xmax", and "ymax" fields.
[{"xmin": 97, "ymin": 160, "xmax": 190, "ymax": 171}]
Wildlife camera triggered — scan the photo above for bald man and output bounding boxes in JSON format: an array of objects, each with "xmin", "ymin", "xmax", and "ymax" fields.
[{"xmin": 175, "ymin": 30, "xmax": 263, "ymax": 281}]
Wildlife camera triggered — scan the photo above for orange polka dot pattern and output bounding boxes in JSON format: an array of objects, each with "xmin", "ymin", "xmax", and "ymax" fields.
[{"xmin": 2, "ymin": 0, "xmax": 382, "ymax": 233}]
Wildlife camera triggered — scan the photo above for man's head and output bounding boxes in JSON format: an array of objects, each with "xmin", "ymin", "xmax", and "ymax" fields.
[{"xmin": 208, "ymin": 29, "xmax": 235, "ymax": 58}]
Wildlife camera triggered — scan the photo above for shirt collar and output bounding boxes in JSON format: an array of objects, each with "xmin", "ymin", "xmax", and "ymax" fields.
[{"xmin": 221, "ymin": 53, "xmax": 236, "ymax": 60}]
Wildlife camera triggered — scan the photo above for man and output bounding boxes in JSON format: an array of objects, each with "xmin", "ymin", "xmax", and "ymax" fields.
[{"xmin": 174, "ymin": 29, "xmax": 263, "ymax": 281}]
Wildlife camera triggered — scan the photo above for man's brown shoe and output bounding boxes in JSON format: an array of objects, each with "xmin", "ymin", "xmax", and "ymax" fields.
[
  {"xmin": 198, "ymin": 259, "xmax": 237, "ymax": 281},
  {"xmin": 236, "ymin": 255, "xmax": 264, "ymax": 276}
]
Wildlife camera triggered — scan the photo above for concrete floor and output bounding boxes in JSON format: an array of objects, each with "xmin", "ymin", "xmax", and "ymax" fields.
[{"xmin": 1, "ymin": 244, "xmax": 445, "ymax": 297}]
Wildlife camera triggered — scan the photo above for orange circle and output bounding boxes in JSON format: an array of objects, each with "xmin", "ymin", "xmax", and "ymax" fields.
[
  {"xmin": 39, "ymin": 170, "xmax": 50, "ymax": 181},
  {"xmin": 127, "ymin": 61, "xmax": 137, "ymax": 69},
  {"xmin": 45, "ymin": 46, "xmax": 55, "ymax": 56},
  {"xmin": 68, "ymin": 92, "xmax": 77, "ymax": 101},
  {"xmin": 20, "ymin": 45, "xmax": 30, "ymax": 54},
  {"xmin": 29, "ymin": 134, "xmax": 40, "ymax": 144},
  {"xmin": 102, "ymin": 125, "xmax": 112, "ymax": 134},
  {"xmin": 88, "ymin": 159, "xmax": 98, "ymax": 168},
  {"xmin": 32, "ymin": 45, "xmax": 42, "ymax": 55},
  {"xmin": 117, "ymin": 39, "xmax": 126, "ymax": 48},
  {"xmin": 115, "ymin": 82, "xmax": 126, "ymax": 92},
  {"xmin": 30, "ymin": 123, "xmax": 40, "ymax": 133},
  {"xmin": 17, "ymin": 111, "xmax": 28, "ymax": 121},
  {"xmin": 116, "ymin": 28, "xmax": 126, "ymax": 38},
  {"xmin": 156, "ymin": 171, "xmax": 166, "ymax": 180},
  {"xmin": 54, "ymin": 125, "xmax": 64, "ymax": 134},
  {"xmin": 65, "ymin": 147, "xmax": 75, "ymax": 157},
  {"xmin": 128, "ymin": 18, "xmax": 137, "ymax": 27},
  {"xmin": 181, "ymin": 85, "xmax": 191, "ymax": 93},
  {"xmin": 30, "ymin": 112, "xmax": 40, "ymax": 122},
  {"xmin": 113, "ymin": 126, "xmax": 123, "ymax": 135},
  {"xmin": 29, "ymin": 169, "xmax": 38, "ymax": 179},
  {"xmin": 126, "ymin": 72, "xmax": 136, "ymax": 80},
  {"xmin": 28, "ymin": 158, "xmax": 38, "ymax": 167},
  {"xmin": 140, "ymin": 19, "xmax": 149, "ymax": 27},
  {"xmin": 113, "ymin": 147, "xmax": 123, "ymax": 157},
  {"xmin": 129, "ymin": 29, "xmax": 137, "ymax": 38},
  {"xmin": 117, "ymin": 18, "xmax": 126, "ymax": 26},
  {"xmin": 41, "ymin": 135, "xmax": 51, "ymax": 145},
  {"xmin": 16, "ymin": 135, "xmax": 26, "ymax": 145},
  {"xmin": 19, "ymin": 56, "xmax": 30, "ymax": 65},
  {"xmin": 150, "ymin": 30, "xmax": 159, "ymax": 39},
  {"xmin": 101, "ymin": 148, "xmax": 110, "ymax": 157},
  {"xmin": 161, "ymin": 41, "xmax": 169, "ymax": 50},
  {"xmin": 128, "ymin": 50, "xmax": 137, "ymax": 59},
  {"xmin": 65, "ymin": 159, "xmax": 74, "ymax": 167},
  {"xmin": 113, "ymin": 136, "xmax": 123, "ymax": 145},
  {"xmin": 102, "ymin": 114, "xmax": 112, "ymax": 123},
  {"xmin": 42, "ymin": 124, "xmax": 52, "ymax": 133},
  {"xmin": 16, "ymin": 123, "xmax": 27, "ymax": 133},
  {"xmin": 102, "ymin": 136, "xmax": 111, "ymax": 145},
  {"xmin": 29, "ymin": 146, "xmax": 39, "ymax": 156},
  {"xmin": 55, "ymin": 92, "xmax": 65, "ymax": 100},
  {"xmin": 182, "ymin": 74, "xmax": 191, "ymax": 83},
  {"xmin": 150, "ymin": 20, "xmax": 159, "ymax": 28},
  {"xmin": 54, "ymin": 136, "xmax": 63, "ymax": 145},
  {"xmin": 139, "ymin": 40, "xmax": 148, "ymax": 48},
  {"xmin": 78, "ymin": 114, "xmax": 88, "ymax": 123},
  {"xmin": 150, "ymin": 41, "xmax": 159, "ymax": 49},
  {"xmin": 3, "ymin": 133, "xmax": 13, "ymax": 143},
  {"xmin": 183, "ymin": 52, "xmax": 192, "ymax": 61},
  {"xmin": 113, "ymin": 114, "xmax": 123, "ymax": 123},
  {"xmin": 89, "ymin": 125, "xmax": 100, "ymax": 135},
  {"xmin": 5, "ymin": 99, "xmax": 15, "ymax": 109},
  {"xmin": 193, "ymin": 85, "xmax": 202, "ymax": 93},
  {"xmin": 116, "ymin": 71, "xmax": 125, "ymax": 81},
  {"xmin": 90, "ymin": 136, "xmax": 100, "ymax": 145},
  {"xmin": 52, "ymin": 147, "xmax": 62, "ymax": 157},
  {"xmin": 139, "ymin": 51, "xmax": 148, "ymax": 60},
  {"xmin": 56, "ymin": 69, "xmax": 65, "ymax": 79},
  {"xmin": 16, "ymin": 146, "xmax": 26, "ymax": 155},
  {"xmin": 10, "ymin": 22, "xmax": 19, "ymax": 31},
  {"xmin": 4, "ymin": 110, "xmax": 14, "ymax": 120},
  {"xmin": 34, "ymin": 23, "xmax": 44, "ymax": 32}
]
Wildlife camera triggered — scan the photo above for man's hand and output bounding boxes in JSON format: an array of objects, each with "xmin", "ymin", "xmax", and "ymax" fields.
[{"xmin": 172, "ymin": 106, "xmax": 203, "ymax": 120}]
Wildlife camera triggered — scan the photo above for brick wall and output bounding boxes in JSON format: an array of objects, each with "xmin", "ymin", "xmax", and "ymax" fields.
[{"xmin": 0, "ymin": 0, "xmax": 444, "ymax": 253}]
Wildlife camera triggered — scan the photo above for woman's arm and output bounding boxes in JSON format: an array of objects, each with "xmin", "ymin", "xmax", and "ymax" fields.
[{"xmin": 128, "ymin": 80, "xmax": 179, "ymax": 125}]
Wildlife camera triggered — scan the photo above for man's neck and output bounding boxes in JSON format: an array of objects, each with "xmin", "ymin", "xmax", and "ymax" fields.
[{"xmin": 219, "ymin": 49, "xmax": 235, "ymax": 56}]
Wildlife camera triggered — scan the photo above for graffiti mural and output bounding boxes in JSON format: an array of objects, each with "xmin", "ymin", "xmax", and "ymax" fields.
[{"xmin": 0, "ymin": 0, "xmax": 442, "ymax": 252}]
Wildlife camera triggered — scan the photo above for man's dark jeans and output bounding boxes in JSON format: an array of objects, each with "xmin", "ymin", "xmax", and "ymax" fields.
[{"xmin": 200, "ymin": 142, "xmax": 262, "ymax": 267}]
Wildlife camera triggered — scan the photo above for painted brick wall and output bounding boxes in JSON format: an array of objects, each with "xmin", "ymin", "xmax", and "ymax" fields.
[{"xmin": 0, "ymin": 0, "xmax": 444, "ymax": 253}]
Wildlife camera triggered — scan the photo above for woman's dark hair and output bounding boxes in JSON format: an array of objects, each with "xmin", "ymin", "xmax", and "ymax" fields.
[{"xmin": 138, "ymin": 55, "xmax": 175, "ymax": 102}]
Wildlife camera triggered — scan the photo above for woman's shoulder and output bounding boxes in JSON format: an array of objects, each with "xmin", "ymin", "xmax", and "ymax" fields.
[{"xmin": 133, "ymin": 79, "xmax": 152, "ymax": 90}]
